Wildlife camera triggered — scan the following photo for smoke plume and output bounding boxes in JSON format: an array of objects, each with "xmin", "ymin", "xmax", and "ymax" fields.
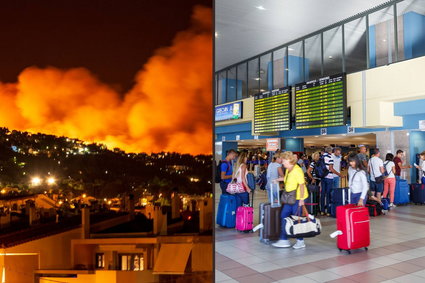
[{"xmin": 0, "ymin": 6, "xmax": 212, "ymax": 155}]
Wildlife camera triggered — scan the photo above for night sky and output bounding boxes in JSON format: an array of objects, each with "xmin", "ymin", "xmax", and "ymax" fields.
[{"xmin": 0, "ymin": 0, "xmax": 212, "ymax": 93}]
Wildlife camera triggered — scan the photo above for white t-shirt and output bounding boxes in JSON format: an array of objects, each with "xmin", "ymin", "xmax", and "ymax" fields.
[
  {"xmin": 369, "ymin": 156, "xmax": 384, "ymax": 181},
  {"xmin": 348, "ymin": 167, "xmax": 369, "ymax": 200},
  {"xmin": 332, "ymin": 153, "xmax": 341, "ymax": 178},
  {"xmin": 324, "ymin": 153, "xmax": 334, "ymax": 179},
  {"xmin": 384, "ymin": 161, "xmax": 395, "ymax": 179}
]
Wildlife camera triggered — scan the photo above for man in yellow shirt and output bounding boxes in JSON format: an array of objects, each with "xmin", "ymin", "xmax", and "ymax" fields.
[{"xmin": 271, "ymin": 151, "xmax": 308, "ymax": 249}]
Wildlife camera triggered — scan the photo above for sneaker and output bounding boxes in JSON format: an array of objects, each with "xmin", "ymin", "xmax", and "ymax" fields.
[
  {"xmin": 320, "ymin": 212, "xmax": 325, "ymax": 216},
  {"xmin": 326, "ymin": 213, "xmax": 331, "ymax": 217},
  {"xmin": 293, "ymin": 240, "xmax": 306, "ymax": 249},
  {"xmin": 272, "ymin": 240, "xmax": 291, "ymax": 248},
  {"xmin": 392, "ymin": 203, "xmax": 397, "ymax": 208}
]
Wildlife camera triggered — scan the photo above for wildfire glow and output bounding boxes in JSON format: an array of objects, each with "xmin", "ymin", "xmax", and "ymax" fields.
[{"xmin": 0, "ymin": 6, "xmax": 212, "ymax": 155}]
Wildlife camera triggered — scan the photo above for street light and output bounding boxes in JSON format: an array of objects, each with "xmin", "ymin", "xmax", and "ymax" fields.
[
  {"xmin": 31, "ymin": 177, "xmax": 42, "ymax": 186},
  {"xmin": 47, "ymin": 177, "xmax": 56, "ymax": 185}
]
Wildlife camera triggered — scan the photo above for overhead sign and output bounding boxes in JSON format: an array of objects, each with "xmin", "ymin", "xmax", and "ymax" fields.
[
  {"xmin": 295, "ymin": 74, "xmax": 347, "ymax": 129},
  {"xmin": 419, "ymin": 120, "xmax": 425, "ymax": 130},
  {"xmin": 266, "ymin": 138, "xmax": 280, "ymax": 151},
  {"xmin": 254, "ymin": 87, "xmax": 291, "ymax": 133},
  {"xmin": 321, "ymin": 128, "xmax": 327, "ymax": 135},
  {"xmin": 215, "ymin": 102, "xmax": 243, "ymax": 122},
  {"xmin": 347, "ymin": 126, "xmax": 355, "ymax": 134}
]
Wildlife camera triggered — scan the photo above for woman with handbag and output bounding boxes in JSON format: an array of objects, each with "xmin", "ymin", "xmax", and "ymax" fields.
[
  {"xmin": 272, "ymin": 151, "xmax": 308, "ymax": 249},
  {"xmin": 229, "ymin": 151, "xmax": 251, "ymax": 207}
]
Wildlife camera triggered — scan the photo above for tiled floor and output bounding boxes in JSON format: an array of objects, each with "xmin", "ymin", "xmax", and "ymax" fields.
[{"xmin": 215, "ymin": 186, "xmax": 425, "ymax": 283}]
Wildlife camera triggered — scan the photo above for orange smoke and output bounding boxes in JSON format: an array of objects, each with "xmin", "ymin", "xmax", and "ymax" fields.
[{"xmin": 0, "ymin": 6, "xmax": 212, "ymax": 155}]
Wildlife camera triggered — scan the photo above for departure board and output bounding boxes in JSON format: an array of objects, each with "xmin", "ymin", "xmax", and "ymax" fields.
[
  {"xmin": 254, "ymin": 87, "xmax": 291, "ymax": 133},
  {"xmin": 295, "ymin": 74, "xmax": 346, "ymax": 129}
]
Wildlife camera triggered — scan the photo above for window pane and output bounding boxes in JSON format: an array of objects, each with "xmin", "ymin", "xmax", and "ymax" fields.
[
  {"xmin": 345, "ymin": 17, "xmax": 367, "ymax": 73},
  {"xmin": 248, "ymin": 58, "xmax": 259, "ymax": 96},
  {"xmin": 217, "ymin": 71, "xmax": 226, "ymax": 104},
  {"xmin": 237, "ymin": 63, "xmax": 248, "ymax": 99},
  {"xmin": 288, "ymin": 41, "xmax": 304, "ymax": 85},
  {"xmin": 323, "ymin": 26, "xmax": 343, "ymax": 75},
  {"xmin": 397, "ymin": 0, "xmax": 425, "ymax": 61},
  {"xmin": 273, "ymin": 47, "xmax": 287, "ymax": 88},
  {"xmin": 259, "ymin": 53, "xmax": 272, "ymax": 91},
  {"xmin": 368, "ymin": 6, "xmax": 395, "ymax": 67},
  {"xmin": 226, "ymin": 67, "xmax": 237, "ymax": 102},
  {"xmin": 304, "ymin": 34, "xmax": 322, "ymax": 80}
]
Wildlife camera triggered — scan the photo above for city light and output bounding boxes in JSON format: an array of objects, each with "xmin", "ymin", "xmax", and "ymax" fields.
[
  {"xmin": 31, "ymin": 177, "xmax": 42, "ymax": 186},
  {"xmin": 82, "ymin": 194, "xmax": 87, "ymax": 198},
  {"xmin": 47, "ymin": 177, "xmax": 56, "ymax": 185},
  {"xmin": 0, "ymin": 189, "xmax": 6, "ymax": 194}
]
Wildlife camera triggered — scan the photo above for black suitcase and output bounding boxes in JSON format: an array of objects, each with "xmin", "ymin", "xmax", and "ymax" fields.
[
  {"xmin": 411, "ymin": 184, "xmax": 425, "ymax": 204},
  {"xmin": 304, "ymin": 191, "xmax": 320, "ymax": 216},
  {"xmin": 259, "ymin": 203, "xmax": 281, "ymax": 244}
]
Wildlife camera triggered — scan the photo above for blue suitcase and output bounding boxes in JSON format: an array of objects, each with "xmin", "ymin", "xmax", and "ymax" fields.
[
  {"xmin": 410, "ymin": 184, "xmax": 425, "ymax": 204},
  {"xmin": 330, "ymin": 188, "xmax": 350, "ymax": 218},
  {"xmin": 394, "ymin": 179, "xmax": 410, "ymax": 205},
  {"xmin": 216, "ymin": 194, "xmax": 237, "ymax": 228}
]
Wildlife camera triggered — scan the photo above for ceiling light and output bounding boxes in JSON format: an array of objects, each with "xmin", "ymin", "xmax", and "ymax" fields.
[
  {"xmin": 288, "ymin": 48, "xmax": 294, "ymax": 51},
  {"xmin": 256, "ymin": 5, "xmax": 266, "ymax": 10},
  {"xmin": 215, "ymin": 32, "xmax": 219, "ymax": 38},
  {"xmin": 314, "ymin": 136, "xmax": 319, "ymax": 138},
  {"xmin": 328, "ymin": 55, "xmax": 333, "ymax": 59},
  {"xmin": 254, "ymin": 77, "xmax": 261, "ymax": 80},
  {"xmin": 382, "ymin": 39, "xmax": 387, "ymax": 42}
]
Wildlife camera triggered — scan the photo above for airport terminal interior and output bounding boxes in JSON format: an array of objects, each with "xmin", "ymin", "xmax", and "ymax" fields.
[{"xmin": 214, "ymin": 0, "xmax": 425, "ymax": 282}]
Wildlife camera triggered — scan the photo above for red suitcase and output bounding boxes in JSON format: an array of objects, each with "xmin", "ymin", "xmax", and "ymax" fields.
[
  {"xmin": 336, "ymin": 204, "xmax": 370, "ymax": 254},
  {"xmin": 236, "ymin": 206, "xmax": 254, "ymax": 232}
]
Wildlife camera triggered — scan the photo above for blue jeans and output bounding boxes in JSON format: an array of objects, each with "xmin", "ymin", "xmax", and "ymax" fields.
[
  {"xmin": 280, "ymin": 200, "xmax": 303, "ymax": 241},
  {"xmin": 321, "ymin": 178, "xmax": 333, "ymax": 213},
  {"xmin": 236, "ymin": 192, "xmax": 249, "ymax": 207},
  {"xmin": 422, "ymin": 177, "xmax": 425, "ymax": 185},
  {"xmin": 333, "ymin": 177, "xmax": 340, "ymax": 189},
  {"xmin": 220, "ymin": 181, "xmax": 230, "ymax": 195},
  {"xmin": 351, "ymin": 192, "xmax": 361, "ymax": 204}
]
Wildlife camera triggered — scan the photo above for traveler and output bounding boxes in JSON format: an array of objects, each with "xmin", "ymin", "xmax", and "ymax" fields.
[
  {"xmin": 347, "ymin": 153, "xmax": 368, "ymax": 206},
  {"xmin": 297, "ymin": 154, "xmax": 307, "ymax": 174},
  {"xmin": 383, "ymin": 153, "xmax": 397, "ymax": 207},
  {"xmin": 414, "ymin": 151, "xmax": 425, "ymax": 184},
  {"xmin": 219, "ymin": 149, "xmax": 237, "ymax": 194},
  {"xmin": 321, "ymin": 147, "xmax": 341, "ymax": 216},
  {"xmin": 307, "ymin": 152, "xmax": 321, "ymax": 185},
  {"xmin": 357, "ymin": 145, "xmax": 369, "ymax": 168},
  {"xmin": 233, "ymin": 151, "xmax": 251, "ymax": 206},
  {"xmin": 393, "ymin": 150, "xmax": 412, "ymax": 179},
  {"xmin": 266, "ymin": 153, "xmax": 284, "ymax": 202},
  {"xmin": 332, "ymin": 147, "xmax": 342, "ymax": 189},
  {"xmin": 369, "ymin": 148, "xmax": 385, "ymax": 203},
  {"xmin": 271, "ymin": 151, "xmax": 308, "ymax": 249}
]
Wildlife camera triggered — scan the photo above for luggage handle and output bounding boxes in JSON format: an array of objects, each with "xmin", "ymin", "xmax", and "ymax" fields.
[{"xmin": 295, "ymin": 205, "xmax": 310, "ymax": 222}]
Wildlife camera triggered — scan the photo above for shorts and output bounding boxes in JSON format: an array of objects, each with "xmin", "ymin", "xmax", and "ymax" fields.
[{"xmin": 370, "ymin": 180, "xmax": 384, "ymax": 193}]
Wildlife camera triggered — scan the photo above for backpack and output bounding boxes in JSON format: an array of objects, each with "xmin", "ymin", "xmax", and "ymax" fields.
[
  {"xmin": 383, "ymin": 161, "xmax": 390, "ymax": 177},
  {"xmin": 215, "ymin": 160, "xmax": 230, "ymax": 183},
  {"xmin": 247, "ymin": 172, "xmax": 256, "ymax": 190},
  {"xmin": 256, "ymin": 171, "xmax": 267, "ymax": 190},
  {"xmin": 314, "ymin": 155, "xmax": 330, "ymax": 179}
]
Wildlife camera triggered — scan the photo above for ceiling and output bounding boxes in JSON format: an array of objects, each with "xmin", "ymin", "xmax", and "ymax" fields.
[
  {"xmin": 237, "ymin": 133, "xmax": 376, "ymax": 149},
  {"xmin": 215, "ymin": 0, "xmax": 392, "ymax": 71}
]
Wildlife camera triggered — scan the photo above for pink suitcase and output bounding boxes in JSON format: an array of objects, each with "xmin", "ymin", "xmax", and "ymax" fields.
[
  {"xmin": 336, "ymin": 204, "xmax": 370, "ymax": 254},
  {"xmin": 236, "ymin": 206, "xmax": 254, "ymax": 232}
]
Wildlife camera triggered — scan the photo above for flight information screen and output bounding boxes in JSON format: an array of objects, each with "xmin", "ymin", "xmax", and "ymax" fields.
[
  {"xmin": 254, "ymin": 87, "xmax": 291, "ymax": 133},
  {"xmin": 295, "ymin": 74, "xmax": 346, "ymax": 129}
]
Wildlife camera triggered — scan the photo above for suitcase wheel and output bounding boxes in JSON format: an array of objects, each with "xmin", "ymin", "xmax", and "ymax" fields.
[
  {"xmin": 339, "ymin": 249, "xmax": 342, "ymax": 252},
  {"xmin": 365, "ymin": 247, "xmax": 368, "ymax": 251},
  {"xmin": 347, "ymin": 250, "xmax": 352, "ymax": 254}
]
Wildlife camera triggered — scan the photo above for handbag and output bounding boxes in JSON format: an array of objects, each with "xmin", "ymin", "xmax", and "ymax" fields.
[
  {"xmin": 370, "ymin": 160, "xmax": 384, "ymax": 184},
  {"xmin": 226, "ymin": 166, "xmax": 246, "ymax": 194},
  {"xmin": 285, "ymin": 205, "xmax": 321, "ymax": 238},
  {"xmin": 281, "ymin": 171, "xmax": 297, "ymax": 205}
]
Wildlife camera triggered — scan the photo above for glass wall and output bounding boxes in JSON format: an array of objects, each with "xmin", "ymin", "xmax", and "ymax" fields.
[
  {"xmin": 273, "ymin": 47, "xmax": 287, "ymax": 88},
  {"xmin": 217, "ymin": 71, "xmax": 226, "ymax": 104},
  {"xmin": 237, "ymin": 62, "xmax": 248, "ymax": 99},
  {"xmin": 215, "ymin": 0, "xmax": 425, "ymax": 105},
  {"xmin": 368, "ymin": 6, "xmax": 395, "ymax": 67},
  {"xmin": 248, "ymin": 58, "xmax": 259, "ymax": 97},
  {"xmin": 259, "ymin": 53, "xmax": 272, "ymax": 91},
  {"xmin": 323, "ymin": 26, "xmax": 343, "ymax": 75},
  {"xmin": 288, "ymin": 41, "xmax": 304, "ymax": 86},
  {"xmin": 226, "ymin": 67, "xmax": 237, "ymax": 102},
  {"xmin": 396, "ymin": 0, "xmax": 425, "ymax": 61},
  {"xmin": 344, "ymin": 17, "xmax": 367, "ymax": 73},
  {"xmin": 304, "ymin": 34, "xmax": 322, "ymax": 80}
]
